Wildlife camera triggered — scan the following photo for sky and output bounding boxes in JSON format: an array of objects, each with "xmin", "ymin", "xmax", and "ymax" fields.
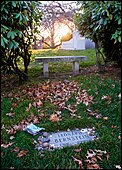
[
  {"xmin": 40, "ymin": 1, "xmax": 77, "ymax": 5},
  {"xmin": 40, "ymin": 1, "xmax": 77, "ymax": 3}
]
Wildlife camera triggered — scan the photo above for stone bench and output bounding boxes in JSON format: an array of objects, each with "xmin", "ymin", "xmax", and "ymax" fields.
[{"xmin": 35, "ymin": 56, "xmax": 87, "ymax": 77}]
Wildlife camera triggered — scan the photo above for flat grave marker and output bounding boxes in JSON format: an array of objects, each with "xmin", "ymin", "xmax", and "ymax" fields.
[{"xmin": 35, "ymin": 128, "xmax": 98, "ymax": 150}]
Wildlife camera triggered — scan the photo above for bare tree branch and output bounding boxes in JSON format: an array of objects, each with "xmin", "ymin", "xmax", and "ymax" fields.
[{"xmin": 37, "ymin": 1, "xmax": 77, "ymax": 49}]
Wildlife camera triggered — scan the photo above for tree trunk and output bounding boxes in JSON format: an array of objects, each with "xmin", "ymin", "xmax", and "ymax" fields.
[{"xmin": 95, "ymin": 41, "xmax": 105, "ymax": 73}]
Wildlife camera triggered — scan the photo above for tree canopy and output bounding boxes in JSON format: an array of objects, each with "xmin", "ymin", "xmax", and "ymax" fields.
[
  {"xmin": 75, "ymin": 1, "xmax": 121, "ymax": 66},
  {"xmin": 1, "ymin": 1, "xmax": 42, "ymax": 82}
]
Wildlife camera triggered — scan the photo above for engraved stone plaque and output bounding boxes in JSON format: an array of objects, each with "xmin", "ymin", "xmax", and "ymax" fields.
[
  {"xmin": 49, "ymin": 128, "xmax": 96, "ymax": 149},
  {"xmin": 35, "ymin": 128, "xmax": 98, "ymax": 150}
]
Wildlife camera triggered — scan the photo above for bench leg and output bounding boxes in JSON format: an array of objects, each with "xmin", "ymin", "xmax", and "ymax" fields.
[
  {"xmin": 73, "ymin": 61, "xmax": 79, "ymax": 74},
  {"xmin": 43, "ymin": 62, "xmax": 49, "ymax": 77}
]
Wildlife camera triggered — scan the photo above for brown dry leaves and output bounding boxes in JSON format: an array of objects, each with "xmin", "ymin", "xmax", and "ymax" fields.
[
  {"xmin": 1, "ymin": 142, "xmax": 14, "ymax": 149},
  {"xmin": 19, "ymin": 80, "xmax": 94, "ymax": 112},
  {"xmin": 17, "ymin": 150, "xmax": 28, "ymax": 157},
  {"xmin": 11, "ymin": 147, "xmax": 28, "ymax": 157},
  {"xmin": 6, "ymin": 112, "xmax": 15, "ymax": 117},
  {"xmin": 22, "ymin": 80, "xmax": 94, "ymax": 121},
  {"xmin": 4, "ymin": 80, "xmax": 102, "ymax": 144},
  {"xmin": 6, "ymin": 80, "xmax": 95, "ymax": 126},
  {"xmin": 72, "ymin": 149, "xmax": 109, "ymax": 169},
  {"xmin": 49, "ymin": 114, "xmax": 62, "ymax": 122},
  {"xmin": 86, "ymin": 109, "xmax": 108, "ymax": 120}
]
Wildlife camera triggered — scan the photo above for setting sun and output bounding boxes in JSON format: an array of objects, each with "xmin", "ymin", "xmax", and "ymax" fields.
[{"xmin": 59, "ymin": 25, "xmax": 70, "ymax": 37}]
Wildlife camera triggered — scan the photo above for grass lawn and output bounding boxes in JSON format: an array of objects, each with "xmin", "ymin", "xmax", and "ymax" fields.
[
  {"xmin": 1, "ymin": 49, "xmax": 121, "ymax": 169},
  {"xmin": 26, "ymin": 49, "xmax": 98, "ymax": 79}
]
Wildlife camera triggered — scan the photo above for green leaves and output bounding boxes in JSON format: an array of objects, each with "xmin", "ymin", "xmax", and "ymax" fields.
[
  {"xmin": 15, "ymin": 13, "xmax": 21, "ymax": 19},
  {"xmin": 1, "ymin": 37, "xmax": 8, "ymax": 48},
  {"xmin": 1, "ymin": 24, "xmax": 9, "ymax": 30},
  {"xmin": 118, "ymin": 36, "xmax": 121, "ymax": 43},
  {"xmin": 75, "ymin": 1, "xmax": 121, "ymax": 64},
  {"xmin": 7, "ymin": 31, "xmax": 17, "ymax": 39},
  {"xmin": 8, "ymin": 41, "xmax": 19, "ymax": 49},
  {"xmin": 12, "ymin": 1, "xmax": 16, "ymax": 7},
  {"xmin": 1, "ymin": 1, "xmax": 42, "ymax": 50},
  {"xmin": 118, "ymin": 18, "xmax": 121, "ymax": 25},
  {"xmin": 111, "ymin": 29, "xmax": 121, "ymax": 43}
]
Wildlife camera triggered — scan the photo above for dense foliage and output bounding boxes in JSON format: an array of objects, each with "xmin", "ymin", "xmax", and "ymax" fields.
[
  {"xmin": 75, "ymin": 1, "xmax": 121, "ymax": 66},
  {"xmin": 1, "ymin": 1, "xmax": 42, "ymax": 82}
]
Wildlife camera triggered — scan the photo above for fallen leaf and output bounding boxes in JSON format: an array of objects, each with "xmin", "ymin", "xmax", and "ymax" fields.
[
  {"xmin": 91, "ymin": 157, "xmax": 97, "ymax": 162},
  {"xmin": 32, "ymin": 102, "xmax": 37, "ymax": 107},
  {"xmin": 6, "ymin": 112, "xmax": 15, "ymax": 117},
  {"xmin": 33, "ymin": 117, "xmax": 40, "ymax": 124},
  {"xmin": 11, "ymin": 147, "xmax": 20, "ymax": 153},
  {"xmin": 1, "ymin": 124, "xmax": 5, "ymax": 130},
  {"xmin": 26, "ymin": 103, "xmax": 32, "ymax": 111},
  {"xmin": 94, "ymin": 149, "xmax": 107, "ymax": 155},
  {"xmin": 86, "ymin": 149, "xmax": 96, "ymax": 159},
  {"xmin": 106, "ymin": 154, "xmax": 109, "ymax": 160},
  {"xmin": 17, "ymin": 150, "xmax": 28, "ymax": 157},
  {"xmin": 74, "ymin": 148, "xmax": 83, "ymax": 152},
  {"xmin": 86, "ymin": 109, "xmax": 92, "ymax": 113},
  {"xmin": 103, "ymin": 117, "xmax": 108, "ymax": 120},
  {"xmin": 49, "ymin": 114, "xmax": 60, "ymax": 122},
  {"xmin": 97, "ymin": 155, "xmax": 102, "ymax": 161},
  {"xmin": 38, "ymin": 113, "xmax": 45, "ymax": 119},
  {"xmin": 12, "ymin": 103, "xmax": 18, "ymax": 108},
  {"xmin": 1, "ymin": 142, "xmax": 14, "ymax": 148},
  {"xmin": 85, "ymin": 158, "xmax": 96, "ymax": 164},
  {"xmin": 8, "ymin": 128, "xmax": 17, "ymax": 135},
  {"xmin": 95, "ymin": 114, "xmax": 102, "ymax": 118},
  {"xmin": 72, "ymin": 156, "xmax": 84, "ymax": 169},
  {"xmin": 37, "ymin": 100, "xmax": 42, "ymax": 107},
  {"xmin": 64, "ymin": 106, "xmax": 77, "ymax": 114},
  {"xmin": 42, "ymin": 85, "xmax": 49, "ymax": 91},
  {"xmin": 87, "ymin": 163, "xmax": 102, "ymax": 169},
  {"xmin": 83, "ymin": 100, "xmax": 89, "ymax": 106},
  {"xmin": 13, "ymin": 124, "xmax": 24, "ymax": 131},
  {"xmin": 10, "ymin": 136, "xmax": 15, "ymax": 140},
  {"xmin": 27, "ymin": 91, "xmax": 33, "ymax": 97}
]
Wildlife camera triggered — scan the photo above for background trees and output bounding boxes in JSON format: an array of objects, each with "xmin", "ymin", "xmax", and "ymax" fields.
[
  {"xmin": 1, "ymin": 1, "xmax": 42, "ymax": 82},
  {"xmin": 75, "ymin": 1, "xmax": 121, "ymax": 67},
  {"xmin": 38, "ymin": 1, "xmax": 77, "ymax": 49}
]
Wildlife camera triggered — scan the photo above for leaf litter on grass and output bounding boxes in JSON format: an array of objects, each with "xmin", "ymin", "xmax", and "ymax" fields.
[
  {"xmin": 2, "ymin": 80, "xmax": 102, "ymax": 151},
  {"xmin": 72, "ymin": 149, "xmax": 108, "ymax": 169},
  {"xmin": 2, "ymin": 80, "xmax": 108, "ymax": 160},
  {"xmin": 6, "ymin": 80, "xmax": 97, "ymax": 133}
]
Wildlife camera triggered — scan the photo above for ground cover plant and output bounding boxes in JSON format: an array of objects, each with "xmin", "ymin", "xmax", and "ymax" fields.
[{"xmin": 1, "ymin": 49, "xmax": 121, "ymax": 169}]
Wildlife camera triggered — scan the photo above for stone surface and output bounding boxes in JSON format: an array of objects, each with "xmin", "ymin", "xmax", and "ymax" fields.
[
  {"xmin": 35, "ymin": 56, "xmax": 87, "ymax": 63},
  {"xmin": 35, "ymin": 128, "xmax": 98, "ymax": 150},
  {"xmin": 73, "ymin": 61, "xmax": 79, "ymax": 73},
  {"xmin": 35, "ymin": 56, "xmax": 87, "ymax": 77},
  {"xmin": 49, "ymin": 128, "xmax": 96, "ymax": 149}
]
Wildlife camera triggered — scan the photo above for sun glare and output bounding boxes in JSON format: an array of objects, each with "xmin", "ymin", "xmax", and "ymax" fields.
[{"xmin": 59, "ymin": 25, "xmax": 70, "ymax": 37}]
